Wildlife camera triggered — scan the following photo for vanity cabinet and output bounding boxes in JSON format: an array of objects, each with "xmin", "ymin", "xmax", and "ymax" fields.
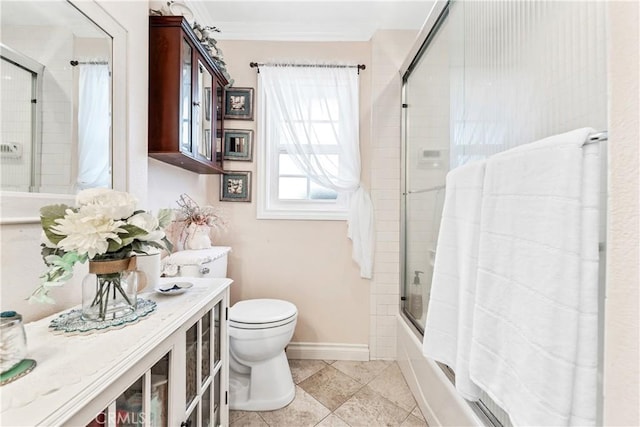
[
  {"xmin": 0, "ymin": 278, "xmax": 231, "ymax": 427},
  {"xmin": 148, "ymin": 16, "xmax": 228, "ymax": 174}
]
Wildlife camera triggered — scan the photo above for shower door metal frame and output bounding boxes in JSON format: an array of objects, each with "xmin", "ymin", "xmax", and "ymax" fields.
[{"xmin": 399, "ymin": 0, "xmax": 450, "ymax": 337}]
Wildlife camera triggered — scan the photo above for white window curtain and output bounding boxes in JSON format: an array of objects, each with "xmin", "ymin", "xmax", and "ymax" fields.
[
  {"xmin": 260, "ymin": 65, "xmax": 374, "ymax": 278},
  {"xmin": 77, "ymin": 63, "xmax": 111, "ymax": 190}
]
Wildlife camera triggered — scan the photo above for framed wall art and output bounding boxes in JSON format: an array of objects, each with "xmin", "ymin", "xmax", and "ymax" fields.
[
  {"xmin": 224, "ymin": 87, "xmax": 254, "ymax": 120},
  {"xmin": 220, "ymin": 171, "xmax": 251, "ymax": 202},
  {"xmin": 223, "ymin": 129, "xmax": 253, "ymax": 161}
]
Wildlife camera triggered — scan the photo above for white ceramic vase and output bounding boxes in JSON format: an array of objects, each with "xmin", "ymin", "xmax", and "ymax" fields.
[{"xmin": 184, "ymin": 224, "xmax": 212, "ymax": 250}]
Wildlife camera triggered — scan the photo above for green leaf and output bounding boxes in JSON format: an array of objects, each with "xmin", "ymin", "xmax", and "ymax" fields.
[
  {"xmin": 157, "ymin": 208, "xmax": 174, "ymax": 229},
  {"xmin": 120, "ymin": 223, "xmax": 147, "ymax": 239},
  {"xmin": 161, "ymin": 237, "xmax": 174, "ymax": 253},
  {"xmin": 107, "ymin": 238, "xmax": 126, "ymax": 253},
  {"xmin": 40, "ymin": 206, "xmax": 71, "ymax": 244},
  {"xmin": 40, "ymin": 204, "xmax": 71, "ymax": 219}
]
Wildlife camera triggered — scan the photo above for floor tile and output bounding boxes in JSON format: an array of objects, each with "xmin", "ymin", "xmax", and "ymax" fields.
[
  {"xmin": 333, "ymin": 386, "xmax": 410, "ymax": 426},
  {"xmin": 289, "ymin": 359, "xmax": 329, "ymax": 384},
  {"xmin": 331, "ymin": 360, "xmax": 392, "ymax": 385},
  {"xmin": 299, "ymin": 365, "xmax": 364, "ymax": 411},
  {"xmin": 258, "ymin": 386, "xmax": 331, "ymax": 427},
  {"xmin": 230, "ymin": 410, "xmax": 251, "ymax": 424},
  {"xmin": 229, "ymin": 411, "xmax": 269, "ymax": 427},
  {"xmin": 400, "ymin": 414, "xmax": 428, "ymax": 426},
  {"xmin": 368, "ymin": 363, "xmax": 417, "ymax": 412},
  {"xmin": 315, "ymin": 413, "xmax": 352, "ymax": 426},
  {"xmin": 411, "ymin": 406, "xmax": 426, "ymax": 421}
]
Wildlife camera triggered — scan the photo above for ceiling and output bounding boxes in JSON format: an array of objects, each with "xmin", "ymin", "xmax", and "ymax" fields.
[{"xmin": 185, "ymin": 1, "xmax": 434, "ymax": 41}]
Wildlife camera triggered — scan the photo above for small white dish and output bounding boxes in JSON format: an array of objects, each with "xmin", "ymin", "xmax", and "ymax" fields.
[{"xmin": 155, "ymin": 282, "xmax": 193, "ymax": 295}]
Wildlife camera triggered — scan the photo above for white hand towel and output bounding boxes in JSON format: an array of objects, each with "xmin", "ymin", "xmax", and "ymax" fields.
[
  {"xmin": 469, "ymin": 128, "xmax": 600, "ymax": 426},
  {"xmin": 422, "ymin": 159, "xmax": 486, "ymax": 400}
]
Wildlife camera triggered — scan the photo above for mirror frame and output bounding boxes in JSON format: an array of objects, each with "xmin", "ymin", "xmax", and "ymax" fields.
[{"xmin": 0, "ymin": 0, "xmax": 127, "ymax": 224}]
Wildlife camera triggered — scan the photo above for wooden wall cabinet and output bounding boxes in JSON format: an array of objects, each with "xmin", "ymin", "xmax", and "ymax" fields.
[
  {"xmin": 0, "ymin": 278, "xmax": 232, "ymax": 427},
  {"xmin": 149, "ymin": 16, "xmax": 228, "ymax": 174}
]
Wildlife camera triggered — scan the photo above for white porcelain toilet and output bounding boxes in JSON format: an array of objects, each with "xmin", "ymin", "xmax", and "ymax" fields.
[
  {"xmin": 164, "ymin": 248, "xmax": 298, "ymax": 411},
  {"xmin": 228, "ymin": 299, "xmax": 297, "ymax": 411}
]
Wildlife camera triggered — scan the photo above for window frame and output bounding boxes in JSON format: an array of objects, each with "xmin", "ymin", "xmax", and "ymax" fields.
[{"xmin": 256, "ymin": 80, "xmax": 350, "ymax": 221}]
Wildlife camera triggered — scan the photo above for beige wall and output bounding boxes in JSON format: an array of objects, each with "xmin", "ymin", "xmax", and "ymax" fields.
[
  {"xmin": 604, "ymin": 2, "xmax": 640, "ymax": 425},
  {"xmin": 148, "ymin": 40, "xmax": 373, "ymax": 346}
]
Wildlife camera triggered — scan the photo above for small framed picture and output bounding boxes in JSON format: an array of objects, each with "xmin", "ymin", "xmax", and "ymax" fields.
[
  {"xmin": 223, "ymin": 129, "xmax": 253, "ymax": 161},
  {"xmin": 220, "ymin": 171, "xmax": 251, "ymax": 202},
  {"xmin": 224, "ymin": 87, "xmax": 254, "ymax": 120}
]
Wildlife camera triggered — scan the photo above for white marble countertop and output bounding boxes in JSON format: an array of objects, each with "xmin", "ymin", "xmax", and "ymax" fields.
[{"xmin": 0, "ymin": 277, "xmax": 232, "ymax": 426}]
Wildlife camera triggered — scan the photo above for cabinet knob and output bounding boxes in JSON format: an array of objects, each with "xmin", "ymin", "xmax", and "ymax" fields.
[
  {"xmin": 193, "ymin": 101, "xmax": 201, "ymax": 106},
  {"xmin": 181, "ymin": 421, "xmax": 192, "ymax": 427}
]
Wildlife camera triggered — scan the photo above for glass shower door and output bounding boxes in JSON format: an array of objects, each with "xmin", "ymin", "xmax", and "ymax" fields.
[{"xmin": 401, "ymin": 10, "xmax": 450, "ymax": 331}]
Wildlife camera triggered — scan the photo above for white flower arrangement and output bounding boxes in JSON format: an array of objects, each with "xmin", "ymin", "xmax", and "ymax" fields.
[{"xmin": 30, "ymin": 188, "xmax": 173, "ymax": 303}]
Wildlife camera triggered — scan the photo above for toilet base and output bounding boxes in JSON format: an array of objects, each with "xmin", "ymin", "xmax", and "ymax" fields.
[{"xmin": 229, "ymin": 350, "xmax": 295, "ymax": 411}]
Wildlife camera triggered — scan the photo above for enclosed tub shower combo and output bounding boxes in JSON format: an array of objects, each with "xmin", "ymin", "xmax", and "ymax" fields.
[{"xmin": 397, "ymin": 1, "xmax": 608, "ymax": 426}]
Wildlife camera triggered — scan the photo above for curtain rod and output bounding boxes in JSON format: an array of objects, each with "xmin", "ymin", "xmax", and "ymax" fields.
[
  {"xmin": 249, "ymin": 62, "xmax": 366, "ymax": 74},
  {"xmin": 69, "ymin": 60, "xmax": 109, "ymax": 66}
]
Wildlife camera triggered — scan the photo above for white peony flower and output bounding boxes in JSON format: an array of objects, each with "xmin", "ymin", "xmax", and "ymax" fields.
[
  {"xmin": 51, "ymin": 209, "xmax": 127, "ymax": 258},
  {"xmin": 127, "ymin": 212, "xmax": 165, "ymax": 242},
  {"xmin": 76, "ymin": 188, "xmax": 137, "ymax": 220}
]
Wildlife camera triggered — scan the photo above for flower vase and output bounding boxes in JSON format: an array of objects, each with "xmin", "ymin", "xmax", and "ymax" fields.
[
  {"xmin": 184, "ymin": 224, "xmax": 212, "ymax": 250},
  {"xmin": 81, "ymin": 258, "xmax": 139, "ymax": 322}
]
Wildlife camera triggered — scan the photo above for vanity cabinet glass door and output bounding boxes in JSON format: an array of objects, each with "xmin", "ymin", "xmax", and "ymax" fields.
[
  {"xmin": 85, "ymin": 353, "xmax": 170, "ymax": 427},
  {"xmin": 183, "ymin": 303, "xmax": 224, "ymax": 427}
]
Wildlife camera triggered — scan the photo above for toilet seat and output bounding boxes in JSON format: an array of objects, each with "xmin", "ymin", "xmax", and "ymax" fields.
[
  {"xmin": 230, "ymin": 314, "xmax": 296, "ymax": 330},
  {"xmin": 230, "ymin": 299, "xmax": 297, "ymax": 330},
  {"xmin": 229, "ymin": 298, "xmax": 298, "ymax": 329}
]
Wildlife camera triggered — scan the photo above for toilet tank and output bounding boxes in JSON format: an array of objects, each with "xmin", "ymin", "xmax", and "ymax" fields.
[{"xmin": 162, "ymin": 247, "xmax": 231, "ymax": 278}]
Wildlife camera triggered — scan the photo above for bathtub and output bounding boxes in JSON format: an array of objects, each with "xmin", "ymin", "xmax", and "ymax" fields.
[{"xmin": 396, "ymin": 313, "xmax": 486, "ymax": 426}]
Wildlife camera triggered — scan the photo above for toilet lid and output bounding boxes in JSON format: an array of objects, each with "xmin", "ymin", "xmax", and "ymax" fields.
[{"xmin": 230, "ymin": 299, "xmax": 297, "ymax": 325}]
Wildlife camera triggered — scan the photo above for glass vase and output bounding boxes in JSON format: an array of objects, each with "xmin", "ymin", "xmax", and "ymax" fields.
[{"xmin": 82, "ymin": 258, "xmax": 138, "ymax": 322}]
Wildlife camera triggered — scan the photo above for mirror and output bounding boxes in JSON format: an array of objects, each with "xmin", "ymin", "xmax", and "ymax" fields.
[
  {"xmin": 1, "ymin": 0, "xmax": 112, "ymax": 195},
  {"xmin": 0, "ymin": 0, "xmax": 127, "ymax": 223}
]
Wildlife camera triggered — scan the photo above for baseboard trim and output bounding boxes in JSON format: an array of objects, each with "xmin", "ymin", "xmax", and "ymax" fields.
[{"xmin": 286, "ymin": 342, "xmax": 370, "ymax": 361}]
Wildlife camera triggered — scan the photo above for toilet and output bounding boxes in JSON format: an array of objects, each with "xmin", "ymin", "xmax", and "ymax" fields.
[
  {"xmin": 228, "ymin": 299, "xmax": 297, "ymax": 411},
  {"xmin": 164, "ymin": 247, "xmax": 298, "ymax": 411}
]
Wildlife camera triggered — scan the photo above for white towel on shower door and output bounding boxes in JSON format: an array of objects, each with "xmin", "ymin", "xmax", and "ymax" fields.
[
  {"xmin": 469, "ymin": 128, "xmax": 600, "ymax": 426},
  {"xmin": 422, "ymin": 159, "xmax": 486, "ymax": 400}
]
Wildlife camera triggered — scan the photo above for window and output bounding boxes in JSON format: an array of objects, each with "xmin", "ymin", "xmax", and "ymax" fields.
[{"xmin": 257, "ymin": 66, "xmax": 358, "ymax": 220}]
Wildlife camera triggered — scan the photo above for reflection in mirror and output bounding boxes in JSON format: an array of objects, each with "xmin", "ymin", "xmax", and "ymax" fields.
[
  {"xmin": 0, "ymin": 0, "xmax": 112, "ymax": 194},
  {"xmin": 197, "ymin": 61, "xmax": 213, "ymax": 161}
]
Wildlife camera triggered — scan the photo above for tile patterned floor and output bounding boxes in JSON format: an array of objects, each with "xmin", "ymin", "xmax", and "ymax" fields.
[{"xmin": 230, "ymin": 359, "xmax": 428, "ymax": 427}]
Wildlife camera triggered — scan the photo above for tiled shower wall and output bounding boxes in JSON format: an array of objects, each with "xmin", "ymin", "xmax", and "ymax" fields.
[
  {"xmin": 2, "ymin": 26, "xmax": 75, "ymax": 193},
  {"xmin": 369, "ymin": 30, "xmax": 417, "ymax": 360}
]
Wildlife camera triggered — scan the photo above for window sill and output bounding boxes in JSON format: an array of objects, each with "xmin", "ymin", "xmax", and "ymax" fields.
[{"xmin": 256, "ymin": 208, "xmax": 347, "ymax": 221}]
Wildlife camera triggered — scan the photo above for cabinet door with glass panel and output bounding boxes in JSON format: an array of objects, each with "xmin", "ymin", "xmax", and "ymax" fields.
[
  {"xmin": 183, "ymin": 301, "xmax": 226, "ymax": 427},
  {"xmin": 85, "ymin": 353, "xmax": 171, "ymax": 427},
  {"xmin": 148, "ymin": 16, "xmax": 228, "ymax": 175}
]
